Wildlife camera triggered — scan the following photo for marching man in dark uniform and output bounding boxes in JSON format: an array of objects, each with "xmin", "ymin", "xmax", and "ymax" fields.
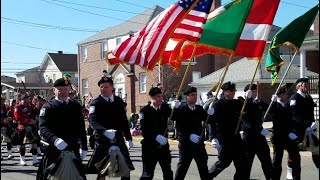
[
  {"xmin": 86, "ymin": 76, "xmax": 134, "ymax": 180},
  {"xmin": 208, "ymin": 81, "xmax": 248, "ymax": 180},
  {"xmin": 269, "ymin": 85, "xmax": 301, "ymax": 180},
  {"xmin": 288, "ymin": 78, "xmax": 319, "ymax": 176},
  {"xmin": 172, "ymin": 86, "xmax": 213, "ymax": 180},
  {"xmin": 36, "ymin": 77, "xmax": 88, "ymax": 180},
  {"xmin": 241, "ymin": 84, "xmax": 273, "ymax": 179},
  {"xmin": 139, "ymin": 87, "xmax": 174, "ymax": 180}
]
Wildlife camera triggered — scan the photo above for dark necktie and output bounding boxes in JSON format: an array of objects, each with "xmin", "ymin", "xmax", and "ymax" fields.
[{"xmin": 62, "ymin": 101, "xmax": 67, "ymax": 105}]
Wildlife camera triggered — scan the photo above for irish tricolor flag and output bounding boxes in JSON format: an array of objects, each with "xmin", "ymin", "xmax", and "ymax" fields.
[{"xmin": 167, "ymin": 0, "xmax": 280, "ymax": 69}]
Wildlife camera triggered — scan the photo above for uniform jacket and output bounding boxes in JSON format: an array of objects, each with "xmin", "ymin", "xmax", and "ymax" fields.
[
  {"xmin": 269, "ymin": 101, "xmax": 293, "ymax": 144},
  {"xmin": 209, "ymin": 98, "xmax": 243, "ymax": 144},
  {"xmin": 172, "ymin": 103, "xmax": 207, "ymax": 143},
  {"xmin": 89, "ymin": 95, "xmax": 132, "ymax": 143},
  {"xmin": 140, "ymin": 103, "xmax": 171, "ymax": 145},
  {"xmin": 289, "ymin": 93, "xmax": 315, "ymax": 142},
  {"xmin": 39, "ymin": 99, "xmax": 88, "ymax": 151},
  {"xmin": 242, "ymin": 98, "xmax": 268, "ymax": 135}
]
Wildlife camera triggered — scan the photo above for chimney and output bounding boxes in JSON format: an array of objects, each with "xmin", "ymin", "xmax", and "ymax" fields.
[{"xmin": 58, "ymin": 51, "xmax": 63, "ymax": 54}]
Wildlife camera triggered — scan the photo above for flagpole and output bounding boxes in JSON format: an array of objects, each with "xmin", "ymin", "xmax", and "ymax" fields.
[
  {"xmin": 200, "ymin": 53, "xmax": 235, "ymax": 139},
  {"xmin": 164, "ymin": 44, "xmax": 198, "ymax": 136},
  {"xmin": 263, "ymin": 50, "xmax": 298, "ymax": 120},
  {"xmin": 235, "ymin": 59, "xmax": 261, "ymax": 134}
]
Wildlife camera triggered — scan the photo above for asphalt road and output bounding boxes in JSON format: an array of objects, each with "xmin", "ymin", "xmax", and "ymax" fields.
[{"xmin": 1, "ymin": 137, "xmax": 319, "ymax": 180}]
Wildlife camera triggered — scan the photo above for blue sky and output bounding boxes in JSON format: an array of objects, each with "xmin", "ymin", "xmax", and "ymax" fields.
[{"xmin": 1, "ymin": 0, "xmax": 318, "ymax": 77}]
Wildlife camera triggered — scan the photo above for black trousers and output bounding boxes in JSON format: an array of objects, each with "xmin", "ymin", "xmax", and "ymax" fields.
[
  {"xmin": 209, "ymin": 137, "xmax": 248, "ymax": 180},
  {"xmin": 140, "ymin": 143, "xmax": 173, "ymax": 180},
  {"xmin": 243, "ymin": 133, "xmax": 273, "ymax": 179},
  {"xmin": 272, "ymin": 139, "xmax": 301, "ymax": 180},
  {"xmin": 175, "ymin": 141, "xmax": 209, "ymax": 180}
]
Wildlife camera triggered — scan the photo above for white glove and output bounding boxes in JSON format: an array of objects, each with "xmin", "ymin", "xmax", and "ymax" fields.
[
  {"xmin": 288, "ymin": 133, "xmax": 298, "ymax": 140},
  {"xmin": 211, "ymin": 138, "xmax": 220, "ymax": 149},
  {"xmin": 79, "ymin": 149, "xmax": 87, "ymax": 159},
  {"xmin": 310, "ymin": 122, "xmax": 317, "ymax": 130},
  {"xmin": 54, "ymin": 138, "xmax": 68, "ymax": 150},
  {"xmin": 189, "ymin": 134, "xmax": 200, "ymax": 144},
  {"xmin": 155, "ymin": 135, "xmax": 167, "ymax": 145},
  {"xmin": 108, "ymin": 145, "xmax": 120, "ymax": 154},
  {"xmin": 207, "ymin": 108, "xmax": 215, "ymax": 115},
  {"xmin": 126, "ymin": 140, "xmax": 134, "ymax": 149},
  {"xmin": 271, "ymin": 94, "xmax": 277, "ymax": 102},
  {"xmin": 306, "ymin": 127, "xmax": 312, "ymax": 132},
  {"xmin": 103, "ymin": 129, "xmax": 116, "ymax": 140},
  {"xmin": 245, "ymin": 90, "xmax": 252, "ymax": 99},
  {"xmin": 260, "ymin": 128, "xmax": 270, "ymax": 137},
  {"xmin": 171, "ymin": 100, "xmax": 181, "ymax": 109}
]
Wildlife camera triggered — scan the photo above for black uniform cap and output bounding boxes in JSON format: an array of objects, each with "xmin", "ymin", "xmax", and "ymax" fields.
[
  {"xmin": 221, "ymin": 81, "xmax": 236, "ymax": 91},
  {"xmin": 296, "ymin": 78, "xmax": 309, "ymax": 84},
  {"xmin": 183, "ymin": 87, "xmax": 197, "ymax": 95},
  {"xmin": 53, "ymin": 77, "xmax": 71, "ymax": 87},
  {"xmin": 148, "ymin": 87, "xmax": 162, "ymax": 96},
  {"xmin": 244, "ymin": 84, "xmax": 257, "ymax": 92},
  {"xmin": 98, "ymin": 77, "xmax": 113, "ymax": 86}
]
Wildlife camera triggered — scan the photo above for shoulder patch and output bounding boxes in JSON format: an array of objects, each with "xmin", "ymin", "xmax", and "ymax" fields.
[
  {"xmin": 139, "ymin": 112, "xmax": 144, "ymax": 120},
  {"xmin": 89, "ymin": 106, "xmax": 95, "ymax": 114},
  {"xmin": 39, "ymin": 108, "xmax": 46, "ymax": 116},
  {"xmin": 290, "ymin": 100, "xmax": 296, "ymax": 106}
]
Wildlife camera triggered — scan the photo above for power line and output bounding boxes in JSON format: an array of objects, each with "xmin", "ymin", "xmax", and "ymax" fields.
[
  {"xmin": 2, "ymin": 17, "xmax": 101, "ymax": 32},
  {"xmin": 2, "ymin": 62, "xmax": 40, "ymax": 65},
  {"xmin": 113, "ymin": 0, "xmax": 151, "ymax": 9},
  {"xmin": 40, "ymin": 0, "xmax": 145, "ymax": 25},
  {"xmin": 1, "ymin": 41, "xmax": 75, "ymax": 53},
  {"xmin": 48, "ymin": 0, "xmax": 150, "ymax": 15},
  {"xmin": 281, "ymin": 1, "xmax": 314, "ymax": 9}
]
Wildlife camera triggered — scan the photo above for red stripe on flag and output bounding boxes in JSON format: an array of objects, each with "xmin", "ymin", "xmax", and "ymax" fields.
[
  {"xmin": 245, "ymin": 0, "xmax": 280, "ymax": 24},
  {"xmin": 235, "ymin": 40, "xmax": 267, "ymax": 58}
]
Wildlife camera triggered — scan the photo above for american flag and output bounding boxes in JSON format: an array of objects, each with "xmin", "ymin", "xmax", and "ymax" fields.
[
  {"xmin": 108, "ymin": 0, "xmax": 212, "ymax": 70},
  {"xmin": 161, "ymin": 0, "xmax": 213, "ymax": 66}
]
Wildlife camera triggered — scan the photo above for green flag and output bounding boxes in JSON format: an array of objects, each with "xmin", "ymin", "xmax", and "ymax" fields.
[
  {"xmin": 200, "ymin": 0, "xmax": 254, "ymax": 51},
  {"xmin": 265, "ymin": 4, "xmax": 319, "ymax": 85}
]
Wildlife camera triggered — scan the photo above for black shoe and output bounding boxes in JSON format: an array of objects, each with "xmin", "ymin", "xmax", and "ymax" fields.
[{"xmin": 33, "ymin": 161, "xmax": 41, "ymax": 167}]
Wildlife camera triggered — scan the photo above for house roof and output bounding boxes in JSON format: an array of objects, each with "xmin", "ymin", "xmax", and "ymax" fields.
[
  {"xmin": 15, "ymin": 66, "xmax": 40, "ymax": 75},
  {"xmin": 1, "ymin": 82, "xmax": 53, "ymax": 89},
  {"xmin": 1, "ymin": 75, "xmax": 16, "ymax": 83},
  {"xmin": 47, "ymin": 53, "xmax": 77, "ymax": 71},
  {"xmin": 190, "ymin": 57, "xmax": 318, "ymax": 87},
  {"xmin": 77, "ymin": 6, "xmax": 164, "ymax": 45}
]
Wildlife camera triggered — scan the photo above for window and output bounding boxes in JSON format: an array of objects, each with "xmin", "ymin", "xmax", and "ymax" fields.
[
  {"xmin": 139, "ymin": 73, "xmax": 146, "ymax": 93},
  {"xmin": 192, "ymin": 71, "xmax": 201, "ymax": 82},
  {"xmin": 82, "ymin": 79, "xmax": 89, "ymax": 96},
  {"xmin": 101, "ymin": 42, "xmax": 108, "ymax": 59},
  {"xmin": 52, "ymin": 74, "xmax": 56, "ymax": 82},
  {"xmin": 82, "ymin": 46, "xmax": 87, "ymax": 62},
  {"xmin": 116, "ymin": 38, "xmax": 121, "ymax": 45}
]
